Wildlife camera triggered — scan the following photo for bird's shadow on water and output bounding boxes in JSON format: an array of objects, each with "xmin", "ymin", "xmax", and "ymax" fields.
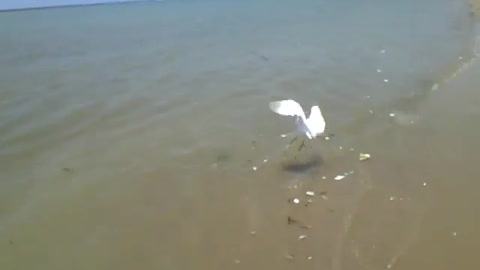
[{"xmin": 281, "ymin": 154, "xmax": 324, "ymax": 174}]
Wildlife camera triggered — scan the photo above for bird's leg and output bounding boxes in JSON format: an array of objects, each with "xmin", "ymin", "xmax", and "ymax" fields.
[
  {"xmin": 298, "ymin": 140, "xmax": 306, "ymax": 151},
  {"xmin": 282, "ymin": 135, "xmax": 298, "ymax": 154},
  {"xmin": 288, "ymin": 136, "xmax": 298, "ymax": 146}
]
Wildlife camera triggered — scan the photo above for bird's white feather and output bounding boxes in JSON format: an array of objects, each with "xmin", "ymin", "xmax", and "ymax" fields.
[
  {"xmin": 268, "ymin": 99, "xmax": 306, "ymax": 119},
  {"xmin": 306, "ymin": 105, "xmax": 326, "ymax": 135}
]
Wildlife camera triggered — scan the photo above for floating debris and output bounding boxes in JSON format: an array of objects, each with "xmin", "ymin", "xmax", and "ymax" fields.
[
  {"xmin": 349, "ymin": 148, "xmax": 355, "ymax": 151},
  {"xmin": 298, "ymin": 235, "xmax": 307, "ymax": 240},
  {"xmin": 307, "ymin": 256, "xmax": 313, "ymax": 260},
  {"xmin": 431, "ymin": 83, "xmax": 439, "ymax": 91},
  {"xmin": 234, "ymin": 259, "xmax": 240, "ymax": 264},
  {"xmin": 359, "ymin": 153, "xmax": 371, "ymax": 161},
  {"xmin": 287, "ymin": 216, "xmax": 312, "ymax": 229},
  {"xmin": 325, "ymin": 136, "xmax": 330, "ymax": 140},
  {"xmin": 389, "ymin": 196, "xmax": 395, "ymax": 201},
  {"xmin": 281, "ymin": 134, "xmax": 287, "ymax": 138},
  {"xmin": 423, "ymin": 182, "xmax": 427, "ymax": 186},
  {"xmin": 384, "ymin": 79, "xmax": 389, "ymax": 83},
  {"xmin": 306, "ymin": 191, "xmax": 315, "ymax": 197},
  {"xmin": 304, "ymin": 199, "xmax": 313, "ymax": 207},
  {"xmin": 252, "ymin": 166, "xmax": 257, "ymax": 171},
  {"xmin": 250, "ymin": 231, "xmax": 257, "ymax": 235},
  {"xmin": 380, "ymin": 49, "xmax": 386, "ymax": 54},
  {"xmin": 259, "ymin": 54, "xmax": 270, "ymax": 61},
  {"xmin": 263, "ymin": 159, "xmax": 268, "ymax": 163},
  {"xmin": 322, "ymin": 176, "xmax": 326, "ymax": 180},
  {"xmin": 377, "ymin": 69, "xmax": 382, "ymax": 73},
  {"xmin": 287, "ymin": 216, "xmax": 297, "ymax": 225},
  {"xmin": 293, "ymin": 198, "xmax": 300, "ymax": 204},
  {"xmin": 334, "ymin": 171, "xmax": 354, "ymax": 181},
  {"xmin": 369, "ymin": 109, "xmax": 373, "ymax": 114},
  {"xmin": 285, "ymin": 253, "xmax": 294, "ymax": 260},
  {"xmin": 452, "ymin": 232, "xmax": 457, "ymax": 237},
  {"xmin": 389, "ymin": 113, "xmax": 396, "ymax": 117}
]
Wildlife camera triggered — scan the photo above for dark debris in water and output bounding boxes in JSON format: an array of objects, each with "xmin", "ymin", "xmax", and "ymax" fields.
[
  {"xmin": 287, "ymin": 216, "xmax": 297, "ymax": 225},
  {"xmin": 287, "ymin": 216, "xmax": 311, "ymax": 229},
  {"xmin": 62, "ymin": 167, "xmax": 73, "ymax": 172},
  {"xmin": 250, "ymin": 51, "xmax": 270, "ymax": 61},
  {"xmin": 259, "ymin": 55, "xmax": 270, "ymax": 61},
  {"xmin": 304, "ymin": 199, "xmax": 313, "ymax": 207},
  {"xmin": 287, "ymin": 216, "xmax": 298, "ymax": 225}
]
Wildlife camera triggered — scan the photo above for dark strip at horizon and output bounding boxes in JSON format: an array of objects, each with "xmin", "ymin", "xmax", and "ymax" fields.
[{"xmin": 0, "ymin": 0, "xmax": 154, "ymax": 13}]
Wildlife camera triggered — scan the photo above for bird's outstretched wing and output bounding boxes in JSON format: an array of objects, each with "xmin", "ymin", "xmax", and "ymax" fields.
[{"xmin": 269, "ymin": 99, "xmax": 305, "ymax": 119}]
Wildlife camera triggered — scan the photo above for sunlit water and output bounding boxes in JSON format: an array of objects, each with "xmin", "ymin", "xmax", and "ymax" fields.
[{"xmin": 1, "ymin": 0, "xmax": 480, "ymax": 269}]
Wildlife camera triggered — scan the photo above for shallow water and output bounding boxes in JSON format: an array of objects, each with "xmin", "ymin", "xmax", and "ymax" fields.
[{"xmin": 1, "ymin": 0, "xmax": 480, "ymax": 269}]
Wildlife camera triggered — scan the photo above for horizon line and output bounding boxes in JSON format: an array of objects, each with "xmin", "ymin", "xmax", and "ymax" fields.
[{"xmin": 0, "ymin": 0, "xmax": 158, "ymax": 13}]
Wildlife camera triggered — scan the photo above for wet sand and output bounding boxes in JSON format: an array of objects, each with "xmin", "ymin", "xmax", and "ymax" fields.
[{"xmin": 3, "ymin": 57, "xmax": 480, "ymax": 270}]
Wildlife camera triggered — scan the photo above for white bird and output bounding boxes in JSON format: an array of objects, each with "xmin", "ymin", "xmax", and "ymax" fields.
[{"xmin": 269, "ymin": 99, "xmax": 326, "ymax": 140}]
